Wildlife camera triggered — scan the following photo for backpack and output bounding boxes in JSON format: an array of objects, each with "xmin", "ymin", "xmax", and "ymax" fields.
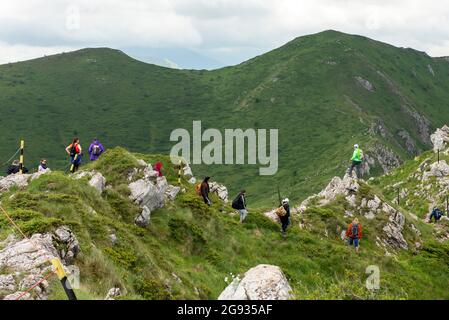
[
  {"xmin": 92, "ymin": 144, "xmax": 101, "ymax": 156},
  {"xmin": 195, "ymin": 183, "xmax": 202, "ymax": 196},
  {"xmin": 70, "ymin": 144, "xmax": 78, "ymax": 157},
  {"xmin": 275, "ymin": 206, "xmax": 287, "ymax": 217},
  {"xmin": 351, "ymin": 223, "xmax": 359, "ymax": 238},
  {"xmin": 232, "ymin": 195, "xmax": 241, "ymax": 209}
]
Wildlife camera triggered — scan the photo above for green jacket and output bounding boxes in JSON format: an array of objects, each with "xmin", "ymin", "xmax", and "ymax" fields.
[{"xmin": 351, "ymin": 148, "xmax": 363, "ymax": 162}]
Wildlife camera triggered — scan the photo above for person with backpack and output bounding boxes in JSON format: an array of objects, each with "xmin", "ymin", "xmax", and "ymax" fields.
[
  {"xmin": 429, "ymin": 207, "xmax": 444, "ymax": 223},
  {"xmin": 66, "ymin": 137, "xmax": 82, "ymax": 173},
  {"xmin": 6, "ymin": 159, "xmax": 28, "ymax": 175},
  {"xmin": 38, "ymin": 159, "xmax": 49, "ymax": 172},
  {"xmin": 232, "ymin": 190, "xmax": 248, "ymax": 223},
  {"xmin": 346, "ymin": 218, "xmax": 362, "ymax": 253},
  {"xmin": 88, "ymin": 138, "xmax": 105, "ymax": 161},
  {"xmin": 279, "ymin": 198, "xmax": 291, "ymax": 238},
  {"xmin": 348, "ymin": 144, "xmax": 363, "ymax": 178},
  {"xmin": 198, "ymin": 177, "xmax": 211, "ymax": 206}
]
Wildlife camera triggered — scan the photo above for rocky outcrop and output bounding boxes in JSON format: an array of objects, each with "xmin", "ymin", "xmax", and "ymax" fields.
[
  {"xmin": 0, "ymin": 171, "xmax": 51, "ymax": 193},
  {"xmin": 431, "ymin": 125, "xmax": 449, "ymax": 152},
  {"xmin": 105, "ymin": 287, "xmax": 121, "ymax": 300},
  {"xmin": 209, "ymin": 182, "xmax": 229, "ymax": 202},
  {"xmin": 370, "ymin": 144, "xmax": 403, "ymax": 173},
  {"xmin": 165, "ymin": 185, "xmax": 181, "ymax": 201},
  {"xmin": 423, "ymin": 161, "xmax": 449, "ymax": 180},
  {"xmin": 0, "ymin": 226, "xmax": 79, "ymax": 300},
  {"xmin": 355, "ymin": 76, "xmax": 374, "ymax": 92},
  {"xmin": 134, "ymin": 206, "xmax": 151, "ymax": 227},
  {"xmin": 218, "ymin": 265, "xmax": 293, "ymax": 300},
  {"xmin": 398, "ymin": 129, "xmax": 419, "ymax": 155}
]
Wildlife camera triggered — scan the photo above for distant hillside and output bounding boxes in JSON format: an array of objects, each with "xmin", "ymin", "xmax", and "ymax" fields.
[{"xmin": 1, "ymin": 30, "xmax": 449, "ymax": 205}]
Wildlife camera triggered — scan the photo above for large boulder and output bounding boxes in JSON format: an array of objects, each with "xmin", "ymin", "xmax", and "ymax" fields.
[
  {"xmin": 430, "ymin": 125, "xmax": 449, "ymax": 152},
  {"xmin": 218, "ymin": 264, "xmax": 293, "ymax": 300},
  {"xmin": 129, "ymin": 176, "xmax": 168, "ymax": 212}
]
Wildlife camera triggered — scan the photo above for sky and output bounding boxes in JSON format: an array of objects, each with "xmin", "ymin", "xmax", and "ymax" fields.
[{"xmin": 1, "ymin": 0, "xmax": 449, "ymax": 69}]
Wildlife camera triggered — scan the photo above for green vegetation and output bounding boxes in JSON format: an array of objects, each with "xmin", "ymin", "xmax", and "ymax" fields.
[
  {"xmin": 1, "ymin": 30, "xmax": 449, "ymax": 205},
  {"xmin": 2, "ymin": 147, "xmax": 449, "ymax": 300}
]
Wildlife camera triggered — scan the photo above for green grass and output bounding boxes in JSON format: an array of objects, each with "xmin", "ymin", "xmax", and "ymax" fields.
[{"xmin": 1, "ymin": 30, "xmax": 449, "ymax": 206}]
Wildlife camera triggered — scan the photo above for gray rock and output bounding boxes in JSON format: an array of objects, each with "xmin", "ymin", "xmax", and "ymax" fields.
[
  {"xmin": 135, "ymin": 206, "xmax": 151, "ymax": 227},
  {"xmin": 0, "ymin": 274, "xmax": 16, "ymax": 292},
  {"xmin": 0, "ymin": 174, "xmax": 29, "ymax": 193},
  {"xmin": 54, "ymin": 226, "xmax": 80, "ymax": 264},
  {"xmin": 165, "ymin": 185, "xmax": 181, "ymax": 201},
  {"xmin": 431, "ymin": 125, "xmax": 449, "ymax": 152},
  {"xmin": 108, "ymin": 234, "xmax": 118, "ymax": 245},
  {"xmin": 355, "ymin": 76, "xmax": 374, "ymax": 92},
  {"xmin": 105, "ymin": 287, "xmax": 121, "ymax": 300},
  {"xmin": 3, "ymin": 291, "xmax": 32, "ymax": 300},
  {"xmin": 209, "ymin": 182, "xmax": 229, "ymax": 202},
  {"xmin": 423, "ymin": 161, "xmax": 449, "ymax": 180},
  {"xmin": 218, "ymin": 264, "xmax": 293, "ymax": 300},
  {"xmin": 129, "ymin": 177, "xmax": 167, "ymax": 212},
  {"xmin": 89, "ymin": 172, "xmax": 106, "ymax": 193}
]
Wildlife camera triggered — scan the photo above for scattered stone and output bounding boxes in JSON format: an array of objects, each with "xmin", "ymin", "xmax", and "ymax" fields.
[
  {"xmin": 89, "ymin": 172, "xmax": 106, "ymax": 193},
  {"xmin": 430, "ymin": 125, "xmax": 449, "ymax": 153},
  {"xmin": 135, "ymin": 206, "xmax": 151, "ymax": 227},
  {"xmin": 105, "ymin": 287, "xmax": 121, "ymax": 300},
  {"xmin": 355, "ymin": 76, "xmax": 374, "ymax": 92},
  {"xmin": 209, "ymin": 182, "xmax": 229, "ymax": 202}
]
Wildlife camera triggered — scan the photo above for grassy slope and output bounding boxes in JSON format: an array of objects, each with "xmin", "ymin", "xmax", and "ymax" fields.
[
  {"xmin": 1, "ymin": 147, "xmax": 449, "ymax": 300},
  {"xmin": 1, "ymin": 31, "xmax": 449, "ymax": 206}
]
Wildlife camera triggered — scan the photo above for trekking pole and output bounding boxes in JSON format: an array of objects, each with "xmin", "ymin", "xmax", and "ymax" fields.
[
  {"xmin": 277, "ymin": 185, "xmax": 282, "ymax": 207},
  {"xmin": 19, "ymin": 140, "xmax": 25, "ymax": 174}
]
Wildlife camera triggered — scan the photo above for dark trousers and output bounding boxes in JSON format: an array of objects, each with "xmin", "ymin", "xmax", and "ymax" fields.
[
  {"xmin": 349, "ymin": 161, "xmax": 362, "ymax": 177},
  {"xmin": 202, "ymin": 194, "xmax": 211, "ymax": 206},
  {"xmin": 280, "ymin": 216, "xmax": 290, "ymax": 233}
]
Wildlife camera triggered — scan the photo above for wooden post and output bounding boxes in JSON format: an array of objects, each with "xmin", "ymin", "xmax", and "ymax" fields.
[
  {"xmin": 397, "ymin": 188, "xmax": 400, "ymax": 206},
  {"xmin": 446, "ymin": 195, "xmax": 448, "ymax": 215},
  {"xmin": 178, "ymin": 160, "xmax": 182, "ymax": 184},
  {"xmin": 19, "ymin": 140, "xmax": 25, "ymax": 174},
  {"xmin": 438, "ymin": 149, "xmax": 440, "ymax": 163}
]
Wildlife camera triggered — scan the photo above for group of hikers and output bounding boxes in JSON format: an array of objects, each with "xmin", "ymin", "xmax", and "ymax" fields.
[
  {"xmin": 5, "ymin": 137, "xmax": 106, "ymax": 176},
  {"xmin": 4, "ymin": 139, "xmax": 445, "ymax": 251}
]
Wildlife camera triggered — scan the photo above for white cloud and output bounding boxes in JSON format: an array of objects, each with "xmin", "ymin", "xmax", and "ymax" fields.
[{"xmin": 1, "ymin": 0, "xmax": 449, "ymax": 67}]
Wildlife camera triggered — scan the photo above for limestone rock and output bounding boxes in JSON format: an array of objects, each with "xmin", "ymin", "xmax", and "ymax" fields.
[
  {"xmin": 218, "ymin": 265, "xmax": 293, "ymax": 300},
  {"xmin": 209, "ymin": 182, "xmax": 229, "ymax": 202},
  {"xmin": 0, "ymin": 174, "xmax": 29, "ymax": 193},
  {"xmin": 89, "ymin": 172, "xmax": 106, "ymax": 193},
  {"xmin": 430, "ymin": 125, "xmax": 449, "ymax": 152},
  {"xmin": 0, "ymin": 274, "xmax": 16, "ymax": 292},
  {"xmin": 355, "ymin": 76, "xmax": 374, "ymax": 92},
  {"xmin": 165, "ymin": 185, "xmax": 181, "ymax": 201},
  {"xmin": 135, "ymin": 206, "xmax": 151, "ymax": 227},
  {"xmin": 54, "ymin": 226, "xmax": 80, "ymax": 264},
  {"xmin": 105, "ymin": 287, "xmax": 121, "ymax": 300},
  {"xmin": 423, "ymin": 161, "xmax": 449, "ymax": 180}
]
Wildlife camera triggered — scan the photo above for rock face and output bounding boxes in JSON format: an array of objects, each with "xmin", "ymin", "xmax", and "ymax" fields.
[
  {"xmin": 0, "ymin": 226, "xmax": 79, "ymax": 300},
  {"xmin": 89, "ymin": 172, "xmax": 106, "ymax": 193},
  {"xmin": 218, "ymin": 265, "xmax": 293, "ymax": 300},
  {"xmin": 430, "ymin": 125, "xmax": 449, "ymax": 152},
  {"xmin": 423, "ymin": 161, "xmax": 449, "ymax": 180},
  {"xmin": 209, "ymin": 182, "xmax": 229, "ymax": 202}
]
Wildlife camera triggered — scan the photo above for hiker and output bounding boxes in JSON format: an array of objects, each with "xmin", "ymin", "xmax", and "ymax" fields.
[
  {"xmin": 66, "ymin": 137, "xmax": 82, "ymax": 173},
  {"xmin": 153, "ymin": 161, "xmax": 163, "ymax": 177},
  {"xmin": 199, "ymin": 176, "xmax": 211, "ymax": 206},
  {"xmin": 232, "ymin": 190, "xmax": 248, "ymax": 223},
  {"xmin": 6, "ymin": 159, "xmax": 28, "ymax": 175},
  {"xmin": 38, "ymin": 159, "xmax": 49, "ymax": 172},
  {"xmin": 429, "ymin": 207, "xmax": 444, "ymax": 223},
  {"xmin": 280, "ymin": 198, "xmax": 291, "ymax": 237},
  {"xmin": 88, "ymin": 138, "xmax": 105, "ymax": 161},
  {"xmin": 346, "ymin": 218, "xmax": 362, "ymax": 253},
  {"xmin": 348, "ymin": 144, "xmax": 363, "ymax": 178}
]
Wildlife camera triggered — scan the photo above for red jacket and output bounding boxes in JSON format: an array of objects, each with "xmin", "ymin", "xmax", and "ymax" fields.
[
  {"xmin": 153, "ymin": 162, "xmax": 163, "ymax": 177},
  {"xmin": 346, "ymin": 223, "xmax": 362, "ymax": 239}
]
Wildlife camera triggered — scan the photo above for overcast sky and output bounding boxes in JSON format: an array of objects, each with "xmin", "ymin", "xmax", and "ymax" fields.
[{"xmin": 1, "ymin": 0, "xmax": 449, "ymax": 69}]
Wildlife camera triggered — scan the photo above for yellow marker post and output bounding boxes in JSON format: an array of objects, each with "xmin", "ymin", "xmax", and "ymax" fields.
[
  {"xmin": 51, "ymin": 258, "xmax": 77, "ymax": 300},
  {"xmin": 19, "ymin": 140, "xmax": 24, "ymax": 174},
  {"xmin": 178, "ymin": 160, "xmax": 182, "ymax": 184}
]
